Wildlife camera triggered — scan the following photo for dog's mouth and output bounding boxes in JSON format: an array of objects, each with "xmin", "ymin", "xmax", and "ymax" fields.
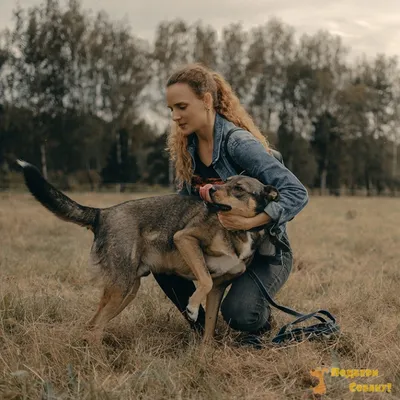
[
  {"xmin": 199, "ymin": 184, "xmax": 232, "ymax": 211},
  {"xmin": 209, "ymin": 203, "xmax": 232, "ymax": 211}
]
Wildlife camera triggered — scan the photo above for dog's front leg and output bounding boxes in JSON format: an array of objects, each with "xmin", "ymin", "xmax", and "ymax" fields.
[
  {"xmin": 203, "ymin": 284, "xmax": 226, "ymax": 343},
  {"xmin": 173, "ymin": 230, "xmax": 213, "ymax": 323}
]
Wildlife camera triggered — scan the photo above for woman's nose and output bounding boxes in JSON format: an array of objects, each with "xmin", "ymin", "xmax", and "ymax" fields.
[{"xmin": 172, "ymin": 111, "xmax": 181, "ymax": 121}]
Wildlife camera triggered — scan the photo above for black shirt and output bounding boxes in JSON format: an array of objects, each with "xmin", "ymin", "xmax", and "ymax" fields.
[{"xmin": 191, "ymin": 151, "xmax": 224, "ymax": 193}]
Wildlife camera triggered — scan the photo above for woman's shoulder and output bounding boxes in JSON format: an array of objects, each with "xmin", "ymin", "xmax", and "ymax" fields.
[
  {"xmin": 219, "ymin": 115, "xmax": 250, "ymax": 142},
  {"xmin": 220, "ymin": 115, "xmax": 284, "ymax": 164},
  {"xmin": 222, "ymin": 122, "xmax": 256, "ymax": 147}
]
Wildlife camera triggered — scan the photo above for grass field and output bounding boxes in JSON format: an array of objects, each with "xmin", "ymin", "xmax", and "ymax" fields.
[{"xmin": 1, "ymin": 190, "xmax": 399, "ymax": 399}]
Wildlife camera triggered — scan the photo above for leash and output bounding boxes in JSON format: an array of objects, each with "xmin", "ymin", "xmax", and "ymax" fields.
[{"xmin": 247, "ymin": 269, "xmax": 340, "ymax": 344}]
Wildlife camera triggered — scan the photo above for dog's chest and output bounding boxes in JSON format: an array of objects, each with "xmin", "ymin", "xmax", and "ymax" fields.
[
  {"xmin": 205, "ymin": 232, "xmax": 254, "ymax": 277},
  {"xmin": 237, "ymin": 232, "xmax": 254, "ymax": 261}
]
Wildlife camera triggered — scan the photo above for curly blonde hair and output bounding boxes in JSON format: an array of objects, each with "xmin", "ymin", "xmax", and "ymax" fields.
[{"xmin": 166, "ymin": 63, "xmax": 270, "ymax": 185}]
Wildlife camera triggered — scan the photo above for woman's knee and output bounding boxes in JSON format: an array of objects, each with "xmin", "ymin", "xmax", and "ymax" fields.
[{"xmin": 220, "ymin": 296, "xmax": 270, "ymax": 332}]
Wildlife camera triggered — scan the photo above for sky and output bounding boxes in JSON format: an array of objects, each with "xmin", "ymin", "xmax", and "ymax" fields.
[{"xmin": 1, "ymin": 0, "xmax": 400, "ymax": 61}]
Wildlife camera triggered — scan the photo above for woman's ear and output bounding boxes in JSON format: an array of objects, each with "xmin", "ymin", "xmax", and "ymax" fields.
[{"xmin": 203, "ymin": 92, "xmax": 213, "ymax": 111}]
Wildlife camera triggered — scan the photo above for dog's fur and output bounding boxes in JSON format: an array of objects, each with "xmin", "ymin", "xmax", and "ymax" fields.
[{"xmin": 16, "ymin": 160, "xmax": 279, "ymax": 343}]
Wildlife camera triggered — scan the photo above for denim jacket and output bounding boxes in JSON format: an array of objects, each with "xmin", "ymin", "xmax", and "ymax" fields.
[{"xmin": 179, "ymin": 113, "xmax": 309, "ymax": 253}]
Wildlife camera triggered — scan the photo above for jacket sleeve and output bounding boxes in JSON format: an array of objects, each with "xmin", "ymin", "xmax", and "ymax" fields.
[{"xmin": 228, "ymin": 129, "xmax": 309, "ymax": 227}]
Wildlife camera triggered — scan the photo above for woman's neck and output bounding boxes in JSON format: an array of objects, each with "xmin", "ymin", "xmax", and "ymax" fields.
[{"xmin": 195, "ymin": 111, "xmax": 216, "ymax": 145}]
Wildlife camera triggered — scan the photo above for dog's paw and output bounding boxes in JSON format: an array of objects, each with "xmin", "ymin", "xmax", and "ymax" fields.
[
  {"xmin": 264, "ymin": 185, "xmax": 280, "ymax": 202},
  {"xmin": 186, "ymin": 304, "xmax": 199, "ymax": 322}
]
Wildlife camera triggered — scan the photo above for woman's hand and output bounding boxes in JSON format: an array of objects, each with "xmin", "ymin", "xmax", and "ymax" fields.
[{"xmin": 217, "ymin": 211, "xmax": 272, "ymax": 231}]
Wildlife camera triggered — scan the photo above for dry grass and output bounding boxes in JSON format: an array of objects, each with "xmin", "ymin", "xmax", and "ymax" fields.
[{"xmin": 1, "ymin": 190, "xmax": 399, "ymax": 399}]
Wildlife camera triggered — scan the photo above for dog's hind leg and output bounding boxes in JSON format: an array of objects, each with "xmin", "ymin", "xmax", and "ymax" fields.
[
  {"xmin": 173, "ymin": 229, "xmax": 213, "ymax": 324},
  {"xmin": 86, "ymin": 279, "xmax": 141, "ymax": 344}
]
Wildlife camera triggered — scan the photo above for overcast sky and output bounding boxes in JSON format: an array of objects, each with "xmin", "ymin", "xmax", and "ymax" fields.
[{"xmin": 1, "ymin": 0, "xmax": 400, "ymax": 60}]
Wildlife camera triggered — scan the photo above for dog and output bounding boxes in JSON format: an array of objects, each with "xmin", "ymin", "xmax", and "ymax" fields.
[{"xmin": 16, "ymin": 160, "xmax": 279, "ymax": 344}]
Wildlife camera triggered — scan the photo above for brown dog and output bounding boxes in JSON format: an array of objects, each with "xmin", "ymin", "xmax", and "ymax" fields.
[{"xmin": 17, "ymin": 160, "xmax": 279, "ymax": 344}]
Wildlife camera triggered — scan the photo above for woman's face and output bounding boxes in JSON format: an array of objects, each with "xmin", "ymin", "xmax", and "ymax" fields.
[{"xmin": 166, "ymin": 83, "xmax": 210, "ymax": 137}]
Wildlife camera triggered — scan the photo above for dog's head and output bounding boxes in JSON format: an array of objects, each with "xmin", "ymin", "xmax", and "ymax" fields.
[{"xmin": 200, "ymin": 175, "xmax": 279, "ymax": 217}]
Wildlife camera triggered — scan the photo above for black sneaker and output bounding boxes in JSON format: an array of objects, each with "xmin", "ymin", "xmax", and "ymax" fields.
[
  {"xmin": 235, "ymin": 313, "xmax": 275, "ymax": 349},
  {"xmin": 236, "ymin": 333, "xmax": 264, "ymax": 349}
]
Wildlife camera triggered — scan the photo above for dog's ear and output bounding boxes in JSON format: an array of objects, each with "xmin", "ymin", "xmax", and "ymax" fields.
[{"xmin": 264, "ymin": 185, "xmax": 280, "ymax": 202}]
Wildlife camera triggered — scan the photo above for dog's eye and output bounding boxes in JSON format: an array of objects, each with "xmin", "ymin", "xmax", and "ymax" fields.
[{"xmin": 234, "ymin": 185, "xmax": 244, "ymax": 192}]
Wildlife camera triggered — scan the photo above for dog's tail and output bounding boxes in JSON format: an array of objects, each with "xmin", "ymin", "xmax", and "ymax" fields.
[{"xmin": 17, "ymin": 159, "xmax": 99, "ymax": 230}]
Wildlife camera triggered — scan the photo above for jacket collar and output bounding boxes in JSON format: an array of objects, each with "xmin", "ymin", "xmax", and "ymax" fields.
[{"xmin": 187, "ymin": 113, "xmax": 226, "ymax": 165}]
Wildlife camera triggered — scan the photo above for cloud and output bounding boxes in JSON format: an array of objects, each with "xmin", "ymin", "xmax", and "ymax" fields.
[
  {"xmin": 328, "ymin": 30, "xmax": 358, "ymax": 39},
  {"xmin": 354, "ymin": 20, "xmax": 374, "ymax": 29}
]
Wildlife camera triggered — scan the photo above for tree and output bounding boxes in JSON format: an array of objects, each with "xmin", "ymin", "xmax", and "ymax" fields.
[
  {"xmin": 192, "ymin": 22, "xmax": 218, "ymax": 69},
  {"xmin": 246, "ymin": 18, "xmax": 295, "ymax": 134},
  {"xmin": 311, "ymin": 111, "xmax": 342, "ymax": 194},
  {"xmin": 219, "ymin": 22, "xmax": 249, "ymax": 100}
]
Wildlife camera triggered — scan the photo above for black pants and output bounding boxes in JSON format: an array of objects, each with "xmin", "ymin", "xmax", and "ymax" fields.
[{"xmin": 153, "ymin": 244, "xmax": 293, "ymax": 334}]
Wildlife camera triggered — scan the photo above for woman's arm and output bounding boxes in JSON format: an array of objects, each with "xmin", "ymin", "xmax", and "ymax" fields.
[
  {"xmin": 227, "ymin": 129, "xmax": 309, "ymax": 228},
  {"xmin": 216, "ymin": 209, "xmax": 271, "ymax": 231}
]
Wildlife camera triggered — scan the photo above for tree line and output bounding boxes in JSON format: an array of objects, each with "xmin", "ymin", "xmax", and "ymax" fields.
[{"xmin": 0, "ymin": 0, "xmax": 399, "ymax": 196}]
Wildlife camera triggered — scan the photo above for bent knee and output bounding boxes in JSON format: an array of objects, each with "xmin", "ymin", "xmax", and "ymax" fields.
[{"xmin": 220, "ymin": 299, "xmax": 270, "ymax": 332}]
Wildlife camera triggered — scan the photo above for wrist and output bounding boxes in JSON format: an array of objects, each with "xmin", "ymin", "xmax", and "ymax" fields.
[{"xmin": 248, "ymin": 212, "xmax": 272, "ymax": 229}]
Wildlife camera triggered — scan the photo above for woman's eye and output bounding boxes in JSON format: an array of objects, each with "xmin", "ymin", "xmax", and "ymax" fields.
[{"xmin": 179, "ymin": 105, "xmax": 186, "ymax": 110}]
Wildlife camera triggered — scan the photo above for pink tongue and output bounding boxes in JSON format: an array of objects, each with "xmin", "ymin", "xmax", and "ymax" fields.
[{"xmin": 199, "ymin": 184, "xmax": 213, "ymax": 201}]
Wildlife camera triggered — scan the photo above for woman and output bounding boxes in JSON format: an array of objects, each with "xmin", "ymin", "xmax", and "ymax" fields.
[{"xmin": 153, "ymin": 63, "xmax": 309, "ymax": 347}]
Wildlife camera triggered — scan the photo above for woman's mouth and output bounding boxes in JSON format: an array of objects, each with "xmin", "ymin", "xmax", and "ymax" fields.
[{"xmin": 179, "ymin": 123, "xmax": 187, "ymax": 130}]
